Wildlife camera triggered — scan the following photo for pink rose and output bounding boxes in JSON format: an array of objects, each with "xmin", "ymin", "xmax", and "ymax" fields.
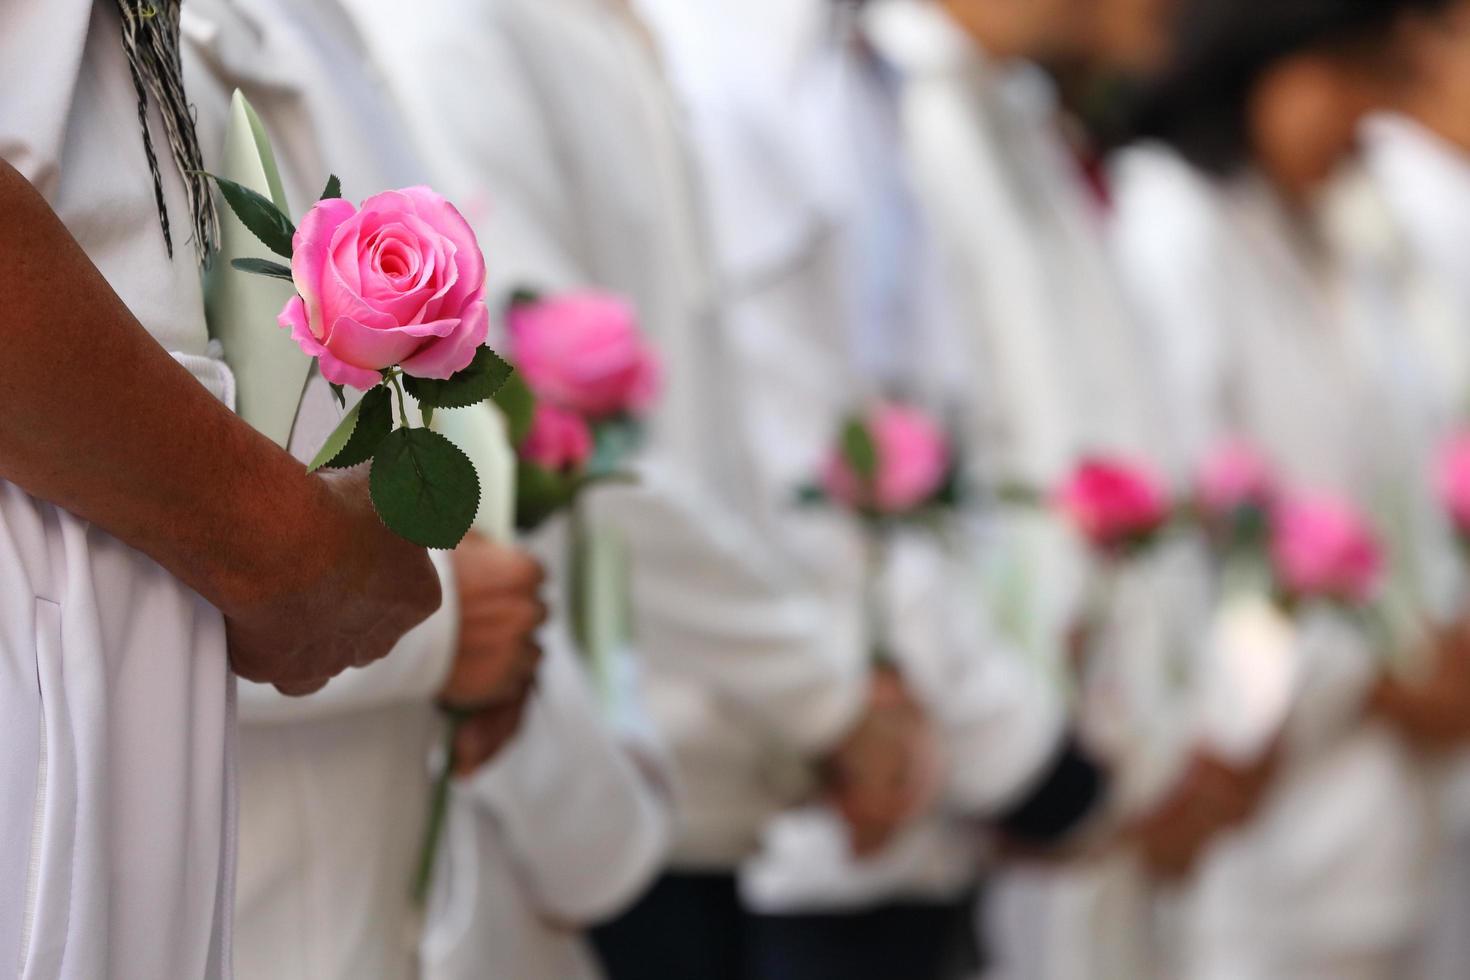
[
  {"xmin": 821, "ymin": 403, "xmax": 952, "ymax": 514},
  {"xmin": 1436, "ymin": 432, "xmax": 1470, "ymax": 537},
  {"xmin": 1054, "ymin": 457, "xmax": 1170, "ymax": 551},
  {"xmin": 1270, "ymin": 491, "xmax": 1384, "ymax": 604},
  {"xmin": 278, "ymin": 187, "xmax": 489, "ymax": 390},
  {"xmin": 507, "ymin": 292, "xmax": 661, "ymax": 419},
  {"xmin": 520, "ymin": 404, "xmax": 594, "ymax": 472},
  {"xmin": 1196, "ymin": 440, "xmax": 1275, "ymax": 520}
]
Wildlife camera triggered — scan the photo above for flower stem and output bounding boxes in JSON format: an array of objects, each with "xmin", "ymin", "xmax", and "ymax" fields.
[
  {"xmin": 864, "ymin": 528, "xmax": 896, "ymax": 669},
  {"xmin": 412, "ymin": 711, "xmax": 464, "ymax": 907}
]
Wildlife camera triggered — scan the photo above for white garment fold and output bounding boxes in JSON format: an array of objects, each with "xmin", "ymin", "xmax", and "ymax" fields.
[{"xmin": 1, "ymin": 4, "xmax": 234, "ymax": 977}]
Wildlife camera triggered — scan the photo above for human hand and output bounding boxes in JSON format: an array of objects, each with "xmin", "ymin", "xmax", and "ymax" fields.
[
  {"xmin": 227, "ymin": 468, "xmax": 441, "ymax": 696},
  {"xmin": 438, "ymin": 533, "xmax": 547, "ymax": 710},
  {"xmin": 1370, "ymin": 622, "xmax": 1470, "ymax": 750},
  {"xmin": 1127, "ymin": 746, "xmax": 1277, "ymax": 880},
  {"xmin": 450, "ymin": 688, "xmax": 535, "ymax": 776},
  {"xmin": 823, "ymin": 666, "xmax": 943, "ymax": 857}
]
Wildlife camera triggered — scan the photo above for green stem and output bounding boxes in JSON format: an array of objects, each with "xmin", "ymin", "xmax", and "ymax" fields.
[
  {"xmin": 412, "ymin": 712, "xmax": 463, "ymax": 907},
  {"xmin": 864, "ymin": 528, "xmax": 895, "ymax": 669},
  {"xmin": 567, "ymin": 497, "xmax": 616, "ymax": 701}
]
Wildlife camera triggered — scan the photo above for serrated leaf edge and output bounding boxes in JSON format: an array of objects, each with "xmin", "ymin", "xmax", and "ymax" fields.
[{"xmin": 368, "ymin": 428, "xmax": 482, "ymax": 550}]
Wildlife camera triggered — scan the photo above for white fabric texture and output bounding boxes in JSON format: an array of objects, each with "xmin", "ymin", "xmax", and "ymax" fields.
[{"xmin": 0, "ymin": 4, "xmax": 234, "ymax": 978}]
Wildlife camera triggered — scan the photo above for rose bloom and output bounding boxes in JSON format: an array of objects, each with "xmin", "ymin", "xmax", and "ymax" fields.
[
  {"xmin": 1269, "ymin": 491, "xmax": 1384, "ymax": 604},
  {"xmin": 1436, "ymin": 432, "xmax": 1470, "ymax": 538},
  {"xmin": 280, "ymin": 187, "xmax": 490, "ymax": 390},
  {"xmin": 1196, "ymin": 440, "xmax": 1275, "ymax": 520},
  {"xmin": 507, "ymin": 292, "xmax": 661, "ymax": 419},
  {"xmin": 1054, "ymin": 457, "xmax": 1170, "ymax": 551},
  {"xmin": 821, "ymin": 403, "xmax": 952, "ymax": 514},
  {"xmin": 520, "ymin": 403, "xmax": 594, "ymax": 472}
]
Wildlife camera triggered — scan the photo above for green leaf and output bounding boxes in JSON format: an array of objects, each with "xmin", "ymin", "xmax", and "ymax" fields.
[
  {"xmin": 307, "ymin": 385, "xmax": 393, "ymax": 473},
  {"xmin": 327, "ymin": 386, "xmax": 393, "ymax": 470},
  {"xmin": 308, "ymin": 399, "xmax": 364, "ymax": 474},
  {"xmin": 230, "ymin": 256, "xmax": 294, "ymax": 282},
  {"xmin": 204, "ymin": 172, "xmax": 297, "ymax": 258},
  {"xmin": 514, "ymin": 460, "xmax": 578, "ymax": 533},
  {"xmin": 404, "ymin": 347, "xmax": 515, "ymax": 410},
  {"xmin": 329, "ymin": 383, "xmax": 347, "ymax": 409},
  {"xmin": 506, "ymin": 287, "xmax": 543, "ymax": 311},
  {"xmin": 370, "ymin": 427, "xmax": 481, "ymax": 549},
  {"xmin": 491, "ymin": 372, "xmax": 537, "ymax": 447},
  {"xmin": 795, "ymin": 484, "xmax": 828, "ymax": 507},
  {"xmin": 320, "ymin": 174, "xmax": 342, "ymax": 200},
  {"xmin": 840, "ymin": 418, "xmax": 879, "ymax": 482}
]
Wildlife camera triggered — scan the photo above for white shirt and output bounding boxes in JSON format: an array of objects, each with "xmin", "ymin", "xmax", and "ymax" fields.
[
  {"xmin": 1113, "ymin": 143, "xmax": 1438, "ymax": 968},
  {"xmin": 638, "ymin": 0, "xmax": 1069, "ymax": 912},
  {"xmin": 0, "ymin": 4, "xmax": 233, "ymax": 978},
  {"xmin": 861, "ymin": 6, "xmax": 1199, "ymax": 976},
  {"xmin": 344, "ymin": 0, "xmax": 869, "ymax": 870}
]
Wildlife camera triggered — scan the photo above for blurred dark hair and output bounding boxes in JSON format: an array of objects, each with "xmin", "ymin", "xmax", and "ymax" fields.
[{"xmin": 1127, "ymin": 0, "xmax": 1454, "ymax": 174}]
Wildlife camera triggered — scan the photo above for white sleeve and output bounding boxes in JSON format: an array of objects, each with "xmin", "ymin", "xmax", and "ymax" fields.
[
  {"xmin": 236, "ymin": 548, "xmax": 459, "ymax": 724},
  {"xmin": 1283, "ymin": 607, "xmax": 1381, "ymax": 757},
  {"xmin": 589, "ymin": 470, "xmax": 869, "ymax": 755},
  {"xmin": 880, "ymin": 532, "xmax": 1070, "ymax": 815},
  {"xmin": 459, "ymin": 632, "xmax": 675, "ymax": 924}
]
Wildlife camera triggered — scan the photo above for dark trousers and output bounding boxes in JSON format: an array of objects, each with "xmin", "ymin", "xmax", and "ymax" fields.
[
  {"xmin": 592, "ymin": 872, "xmax": 749, "ymax": 980},
  {"xmin": 746, "ymin": 895, "xmax": 981, "ymax": 980}
]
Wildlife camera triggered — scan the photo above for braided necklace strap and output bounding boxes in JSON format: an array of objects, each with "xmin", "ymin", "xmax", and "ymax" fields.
[{"xmin": 113, "ymin": 0, "xmax": 219, "ymax": 264}]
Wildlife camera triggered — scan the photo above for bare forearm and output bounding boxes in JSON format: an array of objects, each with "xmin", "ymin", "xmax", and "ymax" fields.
[{"xmin": 0, "ymin": 161, "xmax": 329, "ymax": 616}]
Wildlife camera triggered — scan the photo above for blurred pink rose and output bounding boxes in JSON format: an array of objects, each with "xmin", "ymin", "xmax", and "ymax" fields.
[
  {"xmin": 508, "ymin": 292, "xmax": 661, "ymax": 419},
  {"xmin": 1054, "ymin": 457, "xmax": 1170, "ymax": 551},
  {"xmin": 1436, "ymin": 432, "xmax": 1470, "ymax": 537},
  {"xmin": 821, "ymin": 403, "xmax": 951, "ymax": 514},
  {"xmin": 520, "ymin": 404, "xmax": 594, "ymax": 472},
  {"xmin": 279, "ymin": 187, "xmax": 489, "ymax": 390},
  {"xmin": 1270, "ymin": 491, "xmax": 1384, "ymax": 604},
  {"xmin": 1196, "ymin": 440, "xmax": 1275, "ymax": 519}
]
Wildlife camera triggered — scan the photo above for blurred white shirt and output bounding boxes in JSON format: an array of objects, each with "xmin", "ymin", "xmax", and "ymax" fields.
[
  {"xmin": 344, "ymin": 0, "xmax": 870, "ymax": 874},
  {"xmin": 637, "ymin": 0, "xmax": 1071, "ymax": 913},
  {"xmin": 1113, "ymin": 141, "xmax": 1440, "ymax": 976}
]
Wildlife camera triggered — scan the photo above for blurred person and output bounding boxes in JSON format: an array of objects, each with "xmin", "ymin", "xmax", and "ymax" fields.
[
  {"xmin": 812, "ymin": 1, "xmax": 1266, "ymax": 977},
  {"xmin": 643, "ymin": 1, "xmax": 1269, "ymax": 978},
  {"xmin": 183, "ymin": 2, "xmax": 674, "ymax": 977},
  {"xmin": 337, "ymin": 1, "xmax": 934, "ymax": 978},
  {"xmin": 1342, "ymin": 4, "xmax": 1470, "ymax": 974},
  {"xmin": 0, "ymin": 4, "xmax": 441, "ymax": 978},
  {"xmin": 1113, "ymin": 0, "xmax": 1458, "ymax": 974},
  {"xmin": 633, "ymin": 2, "xmax": 1133, "ymax": 978}
]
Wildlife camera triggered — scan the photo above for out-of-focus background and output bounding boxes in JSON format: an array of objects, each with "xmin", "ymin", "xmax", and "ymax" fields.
[{"xmin": 176, "ymin": 0, "xmax": 1470, "ymax": 977}]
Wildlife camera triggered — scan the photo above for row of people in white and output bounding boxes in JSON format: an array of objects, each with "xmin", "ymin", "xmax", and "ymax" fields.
[{"xmin": 14, "ymin": 1, "xmax": 1470, "ymax": 978}]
